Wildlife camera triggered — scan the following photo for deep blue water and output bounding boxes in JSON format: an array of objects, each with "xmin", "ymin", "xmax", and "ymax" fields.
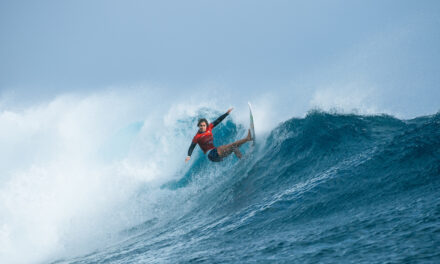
[{"xmin": 54, "ymin": 111, "xmax": 440, "ymax": 263}]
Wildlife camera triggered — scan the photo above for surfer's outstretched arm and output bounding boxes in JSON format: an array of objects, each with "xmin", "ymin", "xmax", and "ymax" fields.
[{"xmin": 212, "ymin": 108, "xmax": 233, "ymax": 128}]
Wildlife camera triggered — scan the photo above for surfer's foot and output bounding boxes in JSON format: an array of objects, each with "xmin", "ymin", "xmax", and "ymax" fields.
[{"xmin": 246, "ymin": 129, "xmax": 252, "ymax": 141}]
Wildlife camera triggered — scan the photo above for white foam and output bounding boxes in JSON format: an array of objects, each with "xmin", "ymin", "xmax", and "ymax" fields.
[{"xmin": 0, "ymin": 89, "xmax": 218, "ymax": 263}]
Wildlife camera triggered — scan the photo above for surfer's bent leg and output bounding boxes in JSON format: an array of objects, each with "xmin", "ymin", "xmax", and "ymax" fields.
[{"xmin": 217, "ymin": 130, "xmax": 251, "ymax": 158}]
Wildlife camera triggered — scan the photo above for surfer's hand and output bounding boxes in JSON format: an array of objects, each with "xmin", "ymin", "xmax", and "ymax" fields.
[
  {"xmin": 227, "ymin": 108, "xmax": 234, "ymax": 114},
  {"xmin": 185, "ymin": 156, "xmax": 191, "ymax": 163}
]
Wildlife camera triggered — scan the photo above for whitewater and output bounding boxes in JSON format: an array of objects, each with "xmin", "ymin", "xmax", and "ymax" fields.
[{"xmin": 0, "ymin": 91, "xmax": 439, "ymax": 263}]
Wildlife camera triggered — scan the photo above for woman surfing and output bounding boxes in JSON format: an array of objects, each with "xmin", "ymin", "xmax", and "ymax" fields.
[{"xmin": 185, "ymin": 108, "xmax": 253, "ymax": 163}]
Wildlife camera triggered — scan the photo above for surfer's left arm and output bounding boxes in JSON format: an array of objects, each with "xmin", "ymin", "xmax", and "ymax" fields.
[
  {"xmin": 186, "ymin": 142, "xmax": 197, "ymax": 162},
  {"xmin": 212, "ymin": 108, "xmax": 233, "ymax": 128}
]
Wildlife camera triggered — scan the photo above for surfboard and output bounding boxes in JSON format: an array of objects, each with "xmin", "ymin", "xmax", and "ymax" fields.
[{"xmin": 248, "ymin": 102, "xmax": 256, "ymax": 146}]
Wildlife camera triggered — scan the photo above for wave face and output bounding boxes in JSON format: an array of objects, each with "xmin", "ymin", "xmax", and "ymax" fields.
[{"xmin": 45, "ymin": 110, "xmax": 439, "ymax": 264}]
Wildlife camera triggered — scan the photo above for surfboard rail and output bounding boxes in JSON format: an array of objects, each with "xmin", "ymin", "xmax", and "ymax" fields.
[{"xmin": 248, "ymin": 102, "xmax": 256, "ymax": 146}]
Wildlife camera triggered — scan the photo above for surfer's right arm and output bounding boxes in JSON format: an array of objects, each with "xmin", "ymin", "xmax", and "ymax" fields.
[{"xmin": 186, "ymin": 142, "xmax": 197, "ymax": 162}]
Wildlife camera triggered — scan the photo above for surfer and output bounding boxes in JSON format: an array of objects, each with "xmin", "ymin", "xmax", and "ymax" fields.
[{"xmin": 185, "ymin": 108, "xmax": 253, "ymax": 163}]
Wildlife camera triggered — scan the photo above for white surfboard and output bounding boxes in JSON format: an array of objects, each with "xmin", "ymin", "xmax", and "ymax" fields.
[{"xmin": 248, "ymin": 102, "xmax": 256, "ymax": 146}]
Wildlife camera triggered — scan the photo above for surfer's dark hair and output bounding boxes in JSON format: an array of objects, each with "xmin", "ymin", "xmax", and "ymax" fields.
[{"xmin": 197, "ymin": 118, "xmax": 208, "ymax": 127}]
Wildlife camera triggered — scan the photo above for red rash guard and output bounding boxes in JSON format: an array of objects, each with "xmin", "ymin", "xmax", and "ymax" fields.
[
  {"xmin": 192, "ymin": 123, "xmax": 215, "ymax": 153},
  {"xmin": 187, "ymin": 112, "xmax": 229, "ymax": 156}
]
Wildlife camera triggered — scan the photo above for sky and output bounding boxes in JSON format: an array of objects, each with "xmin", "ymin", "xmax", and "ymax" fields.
[{"xmin": 1, "ymin": 0, "xmax": 440, "ymax": 117}]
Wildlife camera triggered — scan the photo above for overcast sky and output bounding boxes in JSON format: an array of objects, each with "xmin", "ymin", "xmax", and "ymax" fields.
[{"xmin": 1, "ymin": 0, "xmax": 439, "ymax": 117}]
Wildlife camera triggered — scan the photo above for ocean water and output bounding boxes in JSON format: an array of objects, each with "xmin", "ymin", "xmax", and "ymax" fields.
[{"xmin": 1, "ymin": 100, "xmax": 439, "ymax": 263}]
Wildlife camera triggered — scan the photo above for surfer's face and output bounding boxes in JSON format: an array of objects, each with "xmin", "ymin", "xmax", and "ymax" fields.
[{"xmin": 198, "ymin": 122, "xmax": 207, "ymax": 132}]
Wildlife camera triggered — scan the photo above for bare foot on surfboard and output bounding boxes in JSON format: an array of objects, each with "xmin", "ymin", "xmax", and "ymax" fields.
[{"xmin": 247, "ymin": 129, "xmax": 253, "ymax": 141}]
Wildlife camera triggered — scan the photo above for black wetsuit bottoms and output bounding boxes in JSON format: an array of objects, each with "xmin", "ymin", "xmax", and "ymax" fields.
[{"xmin": 208, "ymin": 148, "xmax": 223, "ymax": 162}]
